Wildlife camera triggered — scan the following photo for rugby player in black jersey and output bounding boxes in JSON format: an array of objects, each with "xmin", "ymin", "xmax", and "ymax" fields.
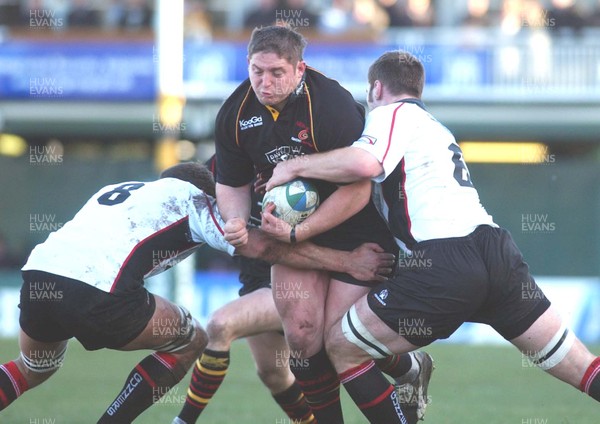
[{"xmin": 205, "ymin": 25, "xmax": 433, "ymax": 424}]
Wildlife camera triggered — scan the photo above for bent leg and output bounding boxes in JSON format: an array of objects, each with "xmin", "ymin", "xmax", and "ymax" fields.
[
  {"xmin": 272, "ymin": 264, "xmax": 344, "ymax": 422},
  {"xmin": 327, "ymin": 296, "xmax": 418, "ymax": 424},
  {"xmin": 510, "ymin": 305, "xmax": 599, "ymax": 399},
  {"xmin": 0, "ymin": 330, "xmax": 67, "ymax": 410},
  {"xmin": 247, "ymin": 331, "xmax": 315, "ymax": 423},
  {"xmin": 98, "ymin": 295, "xmax": 207, "ymax": 423},
  {"xmin": 178, "ymin": 288, "xmax": 282, "ymax": 423}
]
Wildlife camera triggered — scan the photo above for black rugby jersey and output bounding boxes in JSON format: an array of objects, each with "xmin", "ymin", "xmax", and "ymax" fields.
[{"xmin": 215, "ymin": 66, "xmax": 397, "ymax": 258}]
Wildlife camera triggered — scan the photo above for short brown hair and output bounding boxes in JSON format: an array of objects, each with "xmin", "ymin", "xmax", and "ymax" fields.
[
  {"xmin": 247, "ymin": 25, "xmax": 307, "ymax": 65},
  {"xmin": 368, "ymin": 51, "xmax": 425, "ymax": 98},
  {"xmin": 160, "ymin": 162, "xmax": 216, "ymax": 197}
]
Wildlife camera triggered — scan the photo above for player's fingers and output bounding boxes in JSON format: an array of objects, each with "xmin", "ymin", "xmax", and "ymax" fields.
[
  {"xmin": 254, "ymin": 178, "xmax": 267, "ymax": 195},
  {"xmin": 363, "ymin": 242, "xmax": 385, "ymax": 253},
  {"xmin": 263, "ymin": 202, "xmax": 276, "ymax": 214},
  {"xmin": 374, "ymin": 273, "xmax": 390, "ymax": 282}
]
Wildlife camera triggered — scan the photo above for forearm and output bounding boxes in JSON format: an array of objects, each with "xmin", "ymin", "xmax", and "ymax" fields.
[
  {"xmin": 289, "ymin": 147, "xmax": 382, "ymax": 183},
  {"xmin": 242, "ymin": 228, "xmax": 350, "ymax": 273},
  {"xmin": 294, "ymin": 179, "xmax": 371, "ymax": 242},
  {"xmin": 216, "ymin": 182, "xmax": 252, "ymax": 222}
]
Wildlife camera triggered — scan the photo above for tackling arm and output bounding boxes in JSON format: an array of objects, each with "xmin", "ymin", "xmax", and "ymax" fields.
[
  {"xmin": 216, "ymin": 182, "xmax": 252, "ymax": 246},
  {"xmin": 266, "ymin": 147, "xmax": 383, "ymax": 191},
  {"xmin": 236, "ymin": 226, "xmax": 395, "ymax": 282}
]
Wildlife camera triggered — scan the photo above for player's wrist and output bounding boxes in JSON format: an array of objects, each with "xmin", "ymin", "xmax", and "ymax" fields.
[{"xmin": 290, "ymin": 226, "xmax": 297, "ymax": 244}]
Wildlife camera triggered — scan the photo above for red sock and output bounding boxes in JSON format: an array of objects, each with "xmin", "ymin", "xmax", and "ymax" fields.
[
  {"xmin": 0, "ymin": 361, "xmax": 29, "ymax": 410},
  {"xmin": 580, "ymin": 357, "xmax": 600, "ymax": 401},
  {"xmin": 340, "ymin": 360, "xmax": 407, "ymax": 424}
]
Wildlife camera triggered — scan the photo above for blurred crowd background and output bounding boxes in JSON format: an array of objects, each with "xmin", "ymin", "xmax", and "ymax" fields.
[{"xmin": 1, "ymin": 0, "xmax": 600, "ymax": 38}]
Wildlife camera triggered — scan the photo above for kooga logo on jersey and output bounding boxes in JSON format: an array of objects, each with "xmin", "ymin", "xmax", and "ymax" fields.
[{"xmin": 239, "ymin": 115, "xmax": 263, "ymax": 130}]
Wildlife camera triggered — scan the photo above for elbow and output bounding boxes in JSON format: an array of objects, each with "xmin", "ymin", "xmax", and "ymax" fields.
[{"xmin": 350, "ymin": 149, "xmax": 383, "ymax": 180}]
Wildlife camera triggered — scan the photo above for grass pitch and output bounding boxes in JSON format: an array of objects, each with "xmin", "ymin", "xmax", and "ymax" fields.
[{"xmin": 0, "ymin": 338, "xmax": 597, "ymax": 423}]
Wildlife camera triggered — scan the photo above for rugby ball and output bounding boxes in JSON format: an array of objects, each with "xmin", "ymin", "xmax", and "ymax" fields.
[{"xmin": 262, "ymin": 179, "xmax": 320, "ymax": 226}]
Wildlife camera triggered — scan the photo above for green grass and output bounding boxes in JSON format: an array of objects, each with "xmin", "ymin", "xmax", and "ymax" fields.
[{"xmin": 0, "ymin": 338, "xmax": 598, "ymax": 423}]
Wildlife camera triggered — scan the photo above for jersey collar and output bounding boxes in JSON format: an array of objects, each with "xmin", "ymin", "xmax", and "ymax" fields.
[{"xmin": 394, "ymin": 98, "xmax": 426, "ymax": 110}]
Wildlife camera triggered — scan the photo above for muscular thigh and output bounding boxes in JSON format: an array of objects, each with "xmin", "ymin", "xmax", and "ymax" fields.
[
  {"xmin": 271, "ymin": 264, "xmax": 329, "ymax": 328},
  {"xmin": 211, "ymin": 287, "xmax": 283, "ymax": 338},
  {"xmin": 324, "ymin": 279, "xmax": 370, "ymax": 338}
]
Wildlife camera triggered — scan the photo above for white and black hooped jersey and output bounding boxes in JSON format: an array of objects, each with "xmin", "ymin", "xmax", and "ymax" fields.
[
  {"xmin": 352, "ymin": 99, "xmax": 496, "ymax": 249},
  {"xmin": 22, "ymin": 178, "xmax": 235, "ymax": 293}
]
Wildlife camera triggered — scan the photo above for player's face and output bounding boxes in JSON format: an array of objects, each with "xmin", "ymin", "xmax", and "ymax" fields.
[{"xmin": 248, "ymin": 52, "xmax": 306, "ymax": 111}]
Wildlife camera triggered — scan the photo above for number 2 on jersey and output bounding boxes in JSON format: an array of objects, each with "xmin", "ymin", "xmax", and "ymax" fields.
[
  {"xmin": 448, "ymin": 143, "xmax": 473, "ymax": 187},
  {"xmin": 97, "ymin": 183, "xmax": 145, "ymax": 205}
]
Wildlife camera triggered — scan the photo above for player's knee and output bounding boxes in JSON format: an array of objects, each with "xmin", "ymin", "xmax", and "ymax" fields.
[
  {"xmin": 155, "ymin": 306, "xmax": 204, "ymax": 355},
  {"xmin": 18, "ymin": 344, "xmax": 67, "ymax": 388},
  {"xmin": 256, "ymin": 363, "xmax": 289, "ymax": 391},
  {"xmin": 324, "ymin": 323, "xmax": 346, "ymax": 362},
  {"xmin": 525, "ymin": 324, "xmax": 575, "ymax": 371},
  {"xmin": 206, "ymin": 309, "xmax": 236, "ymax": 343},
  {"xmin": 285, "ymin": 320, "xmax": 322, "ymax": 352}
]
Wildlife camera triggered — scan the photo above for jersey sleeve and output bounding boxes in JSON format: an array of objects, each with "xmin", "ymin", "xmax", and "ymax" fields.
[
  {"xmin": 189, "ymin": 193, "xmax": 236, "ymax": 256},
  {"xmin": 351, "ymin": 103, "xmax": 411, "ymax": 182},
  {"xmin": 214, "ymin": 93, "xmax": 255, "ymax": 187}
]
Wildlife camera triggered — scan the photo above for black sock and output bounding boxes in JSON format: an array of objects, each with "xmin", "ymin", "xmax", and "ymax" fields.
[
  {"xmin": 375, "ymin": 353, "xmax": 413, "ymax": 379},
  {"xmin": 98, "ymin": 352, "xmax": 181, "ymax": 423},
  {"xmin": 340, "ymin": 360, "xmax": 407, "ymax": 424},
  {"xmin": 273, "ymin": 381, "xmax": 315, "ymax": 423},
  {"xmin": 291, "ymin": 348, "xmax": 343, "ymax": 423}
]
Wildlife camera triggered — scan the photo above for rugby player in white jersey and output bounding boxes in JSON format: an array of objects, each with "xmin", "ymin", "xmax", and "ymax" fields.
[
  {"xmin": 263, "ymin": 51, "xmax": 600, "ymax": 422},
  {"xmin": 0, "ymin": 162, "xmax": 394, "ymax": 422}
]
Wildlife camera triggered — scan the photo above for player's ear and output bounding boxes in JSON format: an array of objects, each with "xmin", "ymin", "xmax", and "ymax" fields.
[
  {"xmin": 296, "ymin": 60, "xmax": 306, "ymax": 75},
  {"xmin": 373, "ymin": 80, "xmax": 383, "ymax": 100}
]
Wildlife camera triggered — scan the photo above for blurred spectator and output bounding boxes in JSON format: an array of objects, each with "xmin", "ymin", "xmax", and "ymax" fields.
[
  {"xmin": 103, "ymin": 0, "xmax": 125, "ymax": 28},
  {"xmin": 546, "ymin": 0, "xmax": 585, "ymax": 35},
  {"xmin": 406, "ymin": 0, "xmax": 434, "ymax": 26},
  {"xmin": 119, "ymin": 0, "xmax": 153, "ymax": 30},
  {"xmin": 462, "ymin": 0, "xmax": 495, "ymax": 27},
  {"xmin": 184, "ymin": 0, "xmax": 212, "ymax": 41},
  {"xmin": 0, "ymin": 0, "xmax": 20, "ymax": 26},
  {"xmin": 588, "ymin": 0, "xmax": 600, "ymax": 26},
  {"xmin": 281, "ymin": 0, "xmax": 319, "ymax": 29},
  {"xmin": 377, "ymin": 0, "xmax": 414, "ymax": 27},
  {"xmin": 318, "ymin": 0, "xmax": 361, "ymax": 34},
  {"xmin": 243, "ymin": 0, "xmax": 281, "ymax": 29},
  {"xmin": 68, "ymin": 0, "xmax": 99, "ymax": 27}
]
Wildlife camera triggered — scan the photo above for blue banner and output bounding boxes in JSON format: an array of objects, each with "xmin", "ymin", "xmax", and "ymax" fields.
[
  {"xmin": 0, "ymin": 41, "xmax": 156, "ymax": 100},
  {"xmin": 0, "ymin": 40, "xmax": 490, "ymax": 100}
]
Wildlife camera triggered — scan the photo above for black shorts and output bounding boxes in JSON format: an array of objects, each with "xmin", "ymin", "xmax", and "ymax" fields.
[
  {"xmin": 235, "ymin": 256, "xmax": 271, "ymax": 296},
  {"xmin": 19, "ymin": 270, "xmax": 156, "ymax": 351},
  {"xmin": 367, "ymin": 225, "xmax": 551, "ymax": 346},
  {"xmin": 311, "ymin": 201, "xmax": 398, "ymax": 286}
]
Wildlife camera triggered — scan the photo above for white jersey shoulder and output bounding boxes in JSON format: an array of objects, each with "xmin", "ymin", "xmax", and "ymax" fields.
[
  {"xmin": 353, "ymin": 102, "xmax": 496, "ymax": 244},
  {"xmin": 22, "ymin": 178, "xmax": 234, "ymax": 292}
]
